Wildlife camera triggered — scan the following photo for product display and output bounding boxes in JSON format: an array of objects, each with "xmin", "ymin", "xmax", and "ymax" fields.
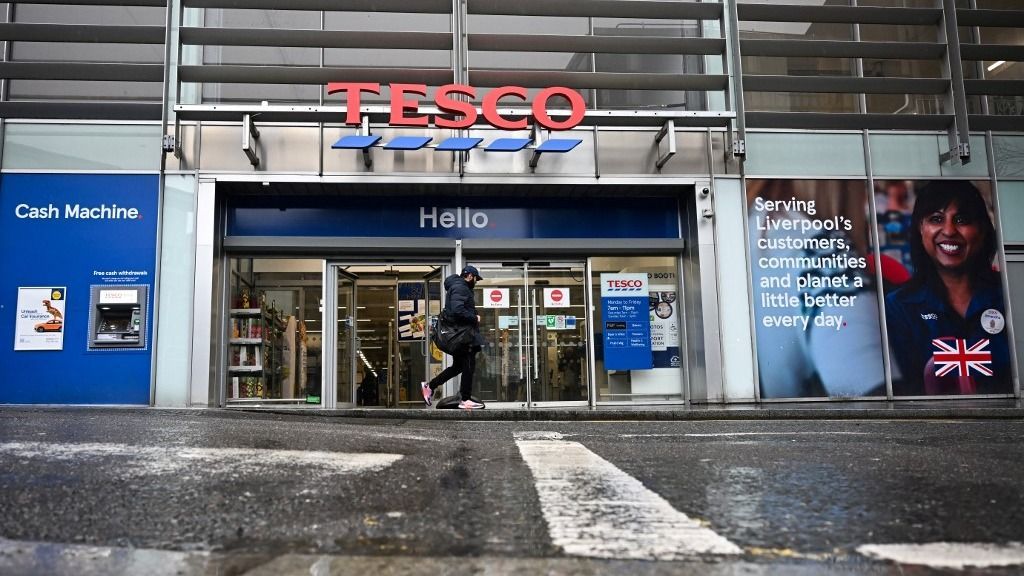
[{"xmin": 227, "ymin": 293, "xmax": 286, "ymax": 400}]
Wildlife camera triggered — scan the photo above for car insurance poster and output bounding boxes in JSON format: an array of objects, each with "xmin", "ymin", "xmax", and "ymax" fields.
[{"xmin": 15, "ymin": 287, "xmax": 66, "ymax": 351}]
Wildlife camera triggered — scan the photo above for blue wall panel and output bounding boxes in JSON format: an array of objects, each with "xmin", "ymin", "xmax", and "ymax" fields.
[{"xmin": 0, "ymin": 174, "xmax": 158, "ymax": 404}]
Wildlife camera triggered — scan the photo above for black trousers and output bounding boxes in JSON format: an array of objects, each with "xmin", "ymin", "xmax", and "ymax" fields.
[{"xmin": 427, "ymin": 349, "xmax": 476, "ymax": 401}]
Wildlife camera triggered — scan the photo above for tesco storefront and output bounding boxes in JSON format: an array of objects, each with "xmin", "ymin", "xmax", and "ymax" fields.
[{"xmin": 4, "ymin": 79, "xmax": 1019, "ymax": 408}]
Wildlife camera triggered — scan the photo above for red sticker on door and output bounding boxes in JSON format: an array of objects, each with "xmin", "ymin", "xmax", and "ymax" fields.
[
  {"xmin": 544, "ymin": 288, "xmax": 570, "ymax": 308},
  {"xmin": 484, "ymin": 288, "xmax": 509, "ymax": 308}
]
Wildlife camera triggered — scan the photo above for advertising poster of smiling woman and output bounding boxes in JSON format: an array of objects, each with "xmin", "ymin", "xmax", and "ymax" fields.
[{"xmin": 875, "ymin": 180, "xmax": 1012, "ymax": 396}]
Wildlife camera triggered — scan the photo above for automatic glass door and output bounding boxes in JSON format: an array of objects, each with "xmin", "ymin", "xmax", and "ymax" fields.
[
  {"xmin": 325, "ymin": 263, "xmax": 446, "ymax": 408},
  {"xmin": 325, "ymin": 266, "xmax": 357, "ymax": 408},
  {"xmin": 471, "ymin": 262, "xmax": 589, "ymax": 407}
]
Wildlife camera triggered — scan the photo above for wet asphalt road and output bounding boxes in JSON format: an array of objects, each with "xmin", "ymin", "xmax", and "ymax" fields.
[{"xmin": 1, "ymin": 407, "xmax": 1023, "ymax": 574}]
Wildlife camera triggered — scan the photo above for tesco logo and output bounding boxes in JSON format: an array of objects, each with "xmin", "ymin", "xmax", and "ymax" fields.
[
  {"xmin": 600, "ymin": 273, "xmax": 648, "ymax": 297},
  {"xmin": 327, "ymin": 82, "xmax": 586, "ymax": 131}
]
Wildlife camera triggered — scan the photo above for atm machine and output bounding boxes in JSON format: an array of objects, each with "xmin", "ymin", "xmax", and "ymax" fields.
[{"xmin": 88, "ymin": 285, "xmax": 149, "ymax": 349}]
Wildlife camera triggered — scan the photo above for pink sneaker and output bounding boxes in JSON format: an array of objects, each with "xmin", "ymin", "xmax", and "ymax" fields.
[
  {"xmin": 458, "ymin": 399, "xmax": 484, "ymax": 410},
  {"xmin": 421, "ymin": 382, "xmax": 432, "ymax": 406}
]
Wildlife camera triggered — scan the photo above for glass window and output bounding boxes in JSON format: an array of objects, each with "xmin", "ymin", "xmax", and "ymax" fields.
[
  {"xmin": 325, "ymin": 11, "xmax": 451, "ymax": 65},
  {"xmin": 2, "ymin": 124, "xmax": 161, "ymax": 171},
  {"xmin": 467, "ymin": 14, "xmax": 711, "ymax": 111},
  {"xmin": 323, "ymin": 11, "xmax": 451, "ymax": 105},
  {"xmin": 975, "ymin": 0, "xmax": 1023, "ymax": 8},
  {"xmin": 745, "ymin": 132, "xmax": 866, "ymax": 177},
  {"xmin": 714, "ymin": 178, "xmax": 756, "ymax": 400},
  {"xmin": 591, "ymin": 256, "xmax": 683, "ymax": 403},
  {"xmin": 201, "ymin": 9, "xmax": 321, "ymax": 104},
  {"xmin": 940, "ymin": 135, "xmax": 989, "ymax": 178},
  {"xmin": 739, "ymin": 1, "xmax": 857, "ymax": 113},
  {"xmin": 977, "ymin": 25, "xmax": 1024, "ymax": 116},
  {"xmin": 154, "ymin": 175, "xmax": 197, "ymax": 407},
  {"xmin": 869, "ymin": 133, "xmax": 942, "ymax": 178},
  {"xmin": 8, "ymin": 5, "xmax": 164, "ymax": 102},
  {"xmin": 864, "ymin": 0, "xmax": 972, "ymax": 111},
  {"xmin": 13, "ymin": 4, "xmax": 164, "ymax": 61},
  {"xmin": 997, "ymin": 181, "xmax": 1024, "ymax": 243},
  {"xmin": 963, "ymin": 2, "xmax": 1023, "ymax": 114},
  {"xmin": 857, "ymin": 0, "xmax": 938, "ymax": 6},
  {"xmin": 744, "ymin": 91, "xmax": 860, "ymax": 114},
  {"xmin": 1008, "ymin": 256, "xmax": 1024, "ymax": 391},
  {"xmin": 993, "ymin": 136, "xmax": 1024, "ymax": 178},
  {"xmin": 227, "ymin": 258, "xmax": 324, "ymax": 404}
]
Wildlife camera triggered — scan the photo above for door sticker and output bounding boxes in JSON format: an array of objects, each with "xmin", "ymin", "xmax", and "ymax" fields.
[
  {"xmin": 544, "ymin": 288, "xmax": 570, "ymax": 308},
  {"xmin": 484, "ymin": 288, "xmax": 509, "ymax": 308}
]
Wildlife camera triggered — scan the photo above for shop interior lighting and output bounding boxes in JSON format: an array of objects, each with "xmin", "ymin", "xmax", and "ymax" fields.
[
  {"xmin": 988, "ymin": 60, "xmax": 1007, "ymax": 72},
  {"xmin": 357, "ymin": 350, "xmax": 377, "ymax": 378}
]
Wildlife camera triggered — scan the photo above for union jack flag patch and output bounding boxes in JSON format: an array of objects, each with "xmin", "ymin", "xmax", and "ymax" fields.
[{"xmin": 932, "ymin": 338, "xmax": 993, "ymax": 377}]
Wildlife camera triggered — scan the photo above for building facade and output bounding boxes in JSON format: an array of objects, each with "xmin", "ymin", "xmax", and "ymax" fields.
[{"xmin": 0, "ymin": 0, "xmax": 1021, "ymax": 408}]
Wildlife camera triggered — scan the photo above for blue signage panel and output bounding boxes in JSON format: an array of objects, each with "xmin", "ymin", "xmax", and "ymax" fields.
[
  {"xmin": 0, "ymin": 174, "xmax": 158, "ymax": 404},
  {"xmin": 600, "ymin": 273, "xmax": 653, "ymax": 371},
  {"xmin": 227, "ymin": 195, "xmax": 680, "ymax": 239}
]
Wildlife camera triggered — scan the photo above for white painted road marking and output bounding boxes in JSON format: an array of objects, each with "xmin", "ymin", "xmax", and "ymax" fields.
[
  {"xmin": 620, "ymin": 432, "xmax": 871, "ymax": 438},
  {"xmin": 0, "ymin": 442, "xmax": 402, "ymax": 478},
  {"xmin": 858, "ymin": 542, "xmax": 1024, "ymax": 569},
  {"xmin": 0, "ymin": 537, "xmax": 213, "ymax": 576},
  {"xmin": 514, "ymin": 433, "xmax": 741, "ymax": 560},
  {"xmin": 516, "ymin": 431, "xmax": 871, "ymax": 440}
]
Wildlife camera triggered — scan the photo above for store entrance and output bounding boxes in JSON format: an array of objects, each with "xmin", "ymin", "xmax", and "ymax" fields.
[
  {"xmin": 327, "ymin": 263, "xmax": 447, "ymax": 408},
  {"xmin": 470, "ymin": 262, "xmax": 589, "ymax": 407}
]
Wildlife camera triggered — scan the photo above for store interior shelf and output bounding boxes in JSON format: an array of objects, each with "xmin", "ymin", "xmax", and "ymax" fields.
[{"xmin": 228, "ymin": 365, "xmax": 263, "ymax": 373}]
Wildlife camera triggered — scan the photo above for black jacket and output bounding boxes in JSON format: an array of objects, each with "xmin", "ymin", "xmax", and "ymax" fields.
[
  {"xmin": 444, "ymin": 274, "xmax": 477, "ymax": 324},
  {"xmin": 443, "ymin": 274, "xmax": 485, "ymax": 347}
]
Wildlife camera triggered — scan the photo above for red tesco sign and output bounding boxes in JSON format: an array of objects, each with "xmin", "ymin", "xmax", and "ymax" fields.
[{"xmin": 326, "ymin": 82, "xmax": 586, "ymax": 131}]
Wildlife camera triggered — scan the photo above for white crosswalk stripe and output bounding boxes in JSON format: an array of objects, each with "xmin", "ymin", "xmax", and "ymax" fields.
[
  {"xmin": 858, "ymin": 542, "xmax": 1024, "ymax": 569},
  {"xmin": 514, "ymin": 432, "xmax": 741, "ymax": 561},
  {"xmin": 0, "ymin": 442, "xmax": 402, "ymax": 479}
]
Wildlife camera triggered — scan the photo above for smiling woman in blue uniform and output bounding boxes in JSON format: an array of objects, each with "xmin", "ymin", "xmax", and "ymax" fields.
[{"xmin": 885, "ymin": 181, "xmax": 1011, "ymax": 396}]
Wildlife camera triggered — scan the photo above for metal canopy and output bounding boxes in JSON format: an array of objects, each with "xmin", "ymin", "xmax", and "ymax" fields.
[{"xmin": 173, "ymin": 104, "xmax": 735, "ymax": 128}]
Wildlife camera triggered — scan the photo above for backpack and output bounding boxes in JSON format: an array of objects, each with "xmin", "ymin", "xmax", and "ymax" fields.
[{"xmin": 429, "ymin": 309, "xmax": 475, "ymax": 355}]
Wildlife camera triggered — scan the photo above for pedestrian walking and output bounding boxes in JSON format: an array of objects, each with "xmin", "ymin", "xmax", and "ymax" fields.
[{"xmin": 422, "ymin": 265, "xmax": 485, "ymax": 409}]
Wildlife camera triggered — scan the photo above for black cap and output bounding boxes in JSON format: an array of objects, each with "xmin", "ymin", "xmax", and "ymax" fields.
[{"xmin": 461, "ymin": 265, "xmax": 483, "ymax": 280}]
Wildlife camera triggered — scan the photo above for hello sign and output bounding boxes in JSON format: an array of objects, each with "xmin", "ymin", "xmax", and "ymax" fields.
[{"xmin": 326, "ymin": 83, "xmax": 587, "ymax": 131}]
